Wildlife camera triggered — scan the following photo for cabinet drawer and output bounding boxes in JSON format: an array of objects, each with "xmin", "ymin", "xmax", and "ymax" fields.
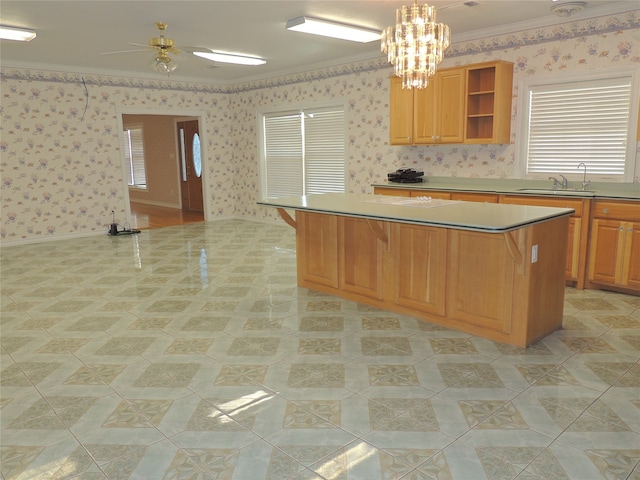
[
  {"xmin": 500, "ymin": 195, "xmax": 585, "ymax": 216},
  {"xmin": 451, "ymin": 192, "xmax": 499, "ymax": 203},
  {"xmin": 373, "ymin": 187, "xmax": 411, "ymax": 197},
  {"xmin": 592, "ymin": 201, "xmax": 640, "ymax": 222}
]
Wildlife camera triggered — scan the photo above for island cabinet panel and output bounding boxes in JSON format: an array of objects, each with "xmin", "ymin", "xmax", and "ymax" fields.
[
  {"xmin": 392, "ymin": 223, "xmax": 447, "ymax": 316},
  {"xmin": 338, "ymin": 217, "xmax": 385, "ymax": 300},
  {"xmin": 296, "ymin": 211, "xmax": 338, "ymax": 288},
  {"xmin": 446, "ymin": 230, "xmax": 515, "ymax": 334}
]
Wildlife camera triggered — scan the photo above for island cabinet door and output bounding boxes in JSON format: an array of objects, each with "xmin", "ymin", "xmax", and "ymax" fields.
[
  {"xmin": 391, "ymin": 223, "xmax": 447, "ymax": 316},
  {"xmin": 296, "ymin": 211, "xmax": 339, "ymax": 288},
  {"xmin": 338, "ymin": 216, "xmax": 385, "ymax": 300},
  {"xmin": 446, "ymin": 230, "xmax": 515, "ymax": 334}
]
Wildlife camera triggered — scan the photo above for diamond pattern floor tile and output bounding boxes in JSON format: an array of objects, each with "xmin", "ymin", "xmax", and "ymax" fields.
[{"xmin": 1, "ymin": 220, "xmax": 639, "ymax": 480}]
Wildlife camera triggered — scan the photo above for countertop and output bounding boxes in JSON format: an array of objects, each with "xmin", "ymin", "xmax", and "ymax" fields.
[
  {"xmin": 258, "ymin": 193, "xmax": 574, "ymax": 233},
  {"xmin": 372, "ymin": 177, "xmax": 640, "ymax": 200}
]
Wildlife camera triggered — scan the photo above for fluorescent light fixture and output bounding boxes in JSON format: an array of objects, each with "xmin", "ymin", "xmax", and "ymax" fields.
[
  {"xmin": 193, "ymin": 50, "xmax": 266, "ymax": 66},
  {"xmin": 286, "ymin": 16, "xmax": 381, "ymax": 43},
  {"xmin": 0, "ymin": 25, "xmax": 37, "ymax": 42}
]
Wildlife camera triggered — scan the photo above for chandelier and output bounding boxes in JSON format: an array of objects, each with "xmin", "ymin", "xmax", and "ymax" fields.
[{"xmin": 381, "ymin": 1, "xmax": 450, "ymax": 89}]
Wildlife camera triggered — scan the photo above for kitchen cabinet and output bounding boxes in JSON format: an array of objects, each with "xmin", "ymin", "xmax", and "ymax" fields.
[
  {"xmin": 465, "ymin": 61, "xmax": 514, "ymax": 144},
  {"xmin": 389, "ymin": 76, "xmax": 414, "ymax": 145},
  {"xmin": 389, "ymin": 67, "xmax": 465, "ymax": 145},
  {"xmin": 588, "ymin": 200, "xmax": 640, "ymax": 293},
  {"xmin": 500, "ymin": 195, "xmax": 590, "ymax": 289},
  {"xmin": 389, "ymin": 61, "xmax": 513, "ymax": 145},
  {"xmin": 373, "ymin": 187, "xmax": 497, "ymax": 202},
  {"xmin": 414, "ymin": 68, "xmax": 465, "ymax": 144},
  {"xmin": 264, "ymin": 196, "xmax": 570, "ymax": 347}
]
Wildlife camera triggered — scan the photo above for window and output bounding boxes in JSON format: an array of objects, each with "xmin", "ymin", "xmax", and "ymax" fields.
[
  {"xmin": 517, "ymin": 68, "xmax": 639, "ymax": 182},
  {"xmin": 123, "ymin": 125, "xmax": 147, "ymax": 188},
  {"xmin": 260, "ymin": 105, "xmax": 345, "ymax": 199}
]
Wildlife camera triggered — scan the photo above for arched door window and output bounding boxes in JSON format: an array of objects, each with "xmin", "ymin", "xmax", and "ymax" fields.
[{"xmin": 192, "ymin": 133, "xmax": 202, "ymax": 178}]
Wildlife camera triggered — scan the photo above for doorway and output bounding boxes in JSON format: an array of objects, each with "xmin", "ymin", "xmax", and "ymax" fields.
[
  {"xmin": 121, "ymin": 112, "xmax": 207, "ymax": 230},
  {"xmin": 177, "ymin": 119, "xmax": 204, "ymax": 212}
]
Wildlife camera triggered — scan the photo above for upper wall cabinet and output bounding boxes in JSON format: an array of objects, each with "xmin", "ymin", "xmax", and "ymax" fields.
[
  {"xmin": 389, "ymin": 60, "xmax": 514, "ymax": 145},
  {"xmin": 389, "ymin": 68, "xmax": 465, "ymax": 145},
  {"xmin": 464, "ymin": 61, "xmax": 514, "ymax": 144}
]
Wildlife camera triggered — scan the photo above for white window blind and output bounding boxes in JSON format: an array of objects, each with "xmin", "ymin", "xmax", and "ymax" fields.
[
  {"xmin": 264, "ymin": 113, "xmax": 303, "ymax": 198},
  {"xmin": 524, "ymin": 76, "xmax": 633, "ymax": 178},
  {"xmin": 124, "ymin": 126, "xmax": 147, "ymax": 188},
  {"xmin": 262, "ymin": 106, "xmax": 345, "ymax": 199}
]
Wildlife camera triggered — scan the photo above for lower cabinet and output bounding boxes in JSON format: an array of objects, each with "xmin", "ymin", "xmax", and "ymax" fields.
[{"xmin": 588, "ymin": 201, "xmax": 640, "ymax": 292}]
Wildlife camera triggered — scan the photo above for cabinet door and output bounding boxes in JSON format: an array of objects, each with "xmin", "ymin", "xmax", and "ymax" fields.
[
  {"xmin": 414, "ymin": 68, "xmax": 465, "ymax": 144},
  {"xmin": 566, "ymin": 218, "xmax": 580, "ymax": 280},
  {"xmin": 413, "ymin": 78, "xmax": 437, "ymax": 144},
  {"xmin": 437, "ymin": 68, "xmax": 465, "ymax": 143},
  {"xmin": 588, "ymin": 219, "xmax": 624, "ymax": 285},
  {"xmin": 389, "ymin": 76, "xmax": 413, "ymax": 145},
  {"xmin": 393, "ymin": 223, "xmax": 447, "ymax": 315},
  {"xmin": 447, "ymin": 230, "xmax": 515, "ymax": 334},
  {"xmin": 338, "ymin": 216, "xmax": 385, "ymax": 300},
  {"xmin": 297, "ymin": 211, "xmax": 339, "ymax": 288},
  {"xmin": 622, "ymin": 222, "xmax": 640, "ymax": 288}
]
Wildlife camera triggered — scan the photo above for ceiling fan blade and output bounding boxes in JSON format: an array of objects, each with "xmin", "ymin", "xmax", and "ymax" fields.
[
  {"xmin": 100, "ymin": 48, "xmax": 149, "ymax": 55},
  {"xmin": 129, "ymin": 42, "xmax": 149, "ymax": 48}
]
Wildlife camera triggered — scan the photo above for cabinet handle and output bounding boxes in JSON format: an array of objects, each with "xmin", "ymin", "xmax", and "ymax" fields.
[
  {"xmin": 629, "ymin": 228, "xmax": 633, "ymax": 232},
  {"xmin": 619, "ymin": 227, "xmax": 624, "ymax": 231},
  {"xmin": 603, "ymin": 208, "xmax": 609, "ymax": 214}
]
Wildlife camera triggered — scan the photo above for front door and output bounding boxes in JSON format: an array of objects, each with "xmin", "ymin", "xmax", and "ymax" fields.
[{"xmin": 177, "ymin": 120, "xmax": 204, "ymax": 212}]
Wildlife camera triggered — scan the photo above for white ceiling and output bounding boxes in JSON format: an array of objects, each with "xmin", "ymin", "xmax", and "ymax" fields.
[{"xmin": 0, "ymin": 1, "xmax": 636, "ymax": 84}]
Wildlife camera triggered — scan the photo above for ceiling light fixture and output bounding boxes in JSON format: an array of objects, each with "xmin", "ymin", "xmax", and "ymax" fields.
[
  {"xmin": 193, "ymin": 50, "xmax": 266, "ymax": 66},
  {"xmin": 550, "ymin": 1, "xmax": 587, "ymax": 17},
  {"xmin": 286, "ymin": 16, "xmax": 381, "ymax": 43},
  {"xmin": 381, "ymin": 1, "xmax": 451, "ymax": 89},
  {"xmin": 149, "ymin": 50, "xmax": 177, "ymax": 74},
  {"xmin": 0, "ymin": 25, "xmax": 37, "ymax": 42}
]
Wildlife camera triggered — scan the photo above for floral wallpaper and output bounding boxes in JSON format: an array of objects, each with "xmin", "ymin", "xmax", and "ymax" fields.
[{"xmin": 1, "ymin": 10, "xmax": 639, "ymax": 244}]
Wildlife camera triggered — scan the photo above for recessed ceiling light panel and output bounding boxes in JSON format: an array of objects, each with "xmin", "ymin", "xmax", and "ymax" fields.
[{"xmin": 286, "ymin": 16, "xmax": 381, "ymax": 43}]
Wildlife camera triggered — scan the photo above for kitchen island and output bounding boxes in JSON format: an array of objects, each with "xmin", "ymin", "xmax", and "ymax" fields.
[{"xmin": 258, "ymin": 193, "xmax": 574, "ymax": 347}]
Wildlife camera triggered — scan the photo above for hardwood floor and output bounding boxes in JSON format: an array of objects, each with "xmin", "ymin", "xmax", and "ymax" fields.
[{"xmin": 129, "ymin": 202, "xmax": 204, "ymax": 229}]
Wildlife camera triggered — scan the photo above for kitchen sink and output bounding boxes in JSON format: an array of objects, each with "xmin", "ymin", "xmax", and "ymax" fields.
[{"xmin": 516, "ymin": 188, "xmax": 596, "ymax": 196}]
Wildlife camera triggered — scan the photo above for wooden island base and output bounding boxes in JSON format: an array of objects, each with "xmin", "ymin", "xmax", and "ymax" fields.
[{"xmin": 279, "ymin": 208, "xmax": 569, "ymax": 348}]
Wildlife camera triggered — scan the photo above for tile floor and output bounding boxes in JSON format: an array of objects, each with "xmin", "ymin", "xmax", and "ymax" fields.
[{"xmin": 1, "ymin": 220, "xmax": 639, "ymax": 480}]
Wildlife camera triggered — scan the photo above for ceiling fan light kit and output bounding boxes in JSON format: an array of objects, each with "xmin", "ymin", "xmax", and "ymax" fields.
[
  {"xmin": 149, "ymin": 50, "xmax": 178, "ymax": 74},
  {"xmin": 550, "ymin": 1, "xmax": 587, "ymax": 17},
  {"xmin": 0, "ymin": 24, "xmax": 37, "ymax": 42},
  {"xmin": 286, "ymin": 16, "xmax": 381, "ymax": 43}
]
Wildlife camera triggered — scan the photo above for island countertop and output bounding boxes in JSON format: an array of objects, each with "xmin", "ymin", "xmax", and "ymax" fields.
[{"xmin": 258, "ymin": 192, "xmax": 574, "ymax": 233}]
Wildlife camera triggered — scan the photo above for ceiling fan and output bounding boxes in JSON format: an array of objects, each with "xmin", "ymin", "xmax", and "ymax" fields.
[
  {"xmin": 101, "ymin": 21, "xmax": 266, "ymax": 74},
  {"xmin": 101, "ymin": 22, "xmax": 183, "ymax": 74}
]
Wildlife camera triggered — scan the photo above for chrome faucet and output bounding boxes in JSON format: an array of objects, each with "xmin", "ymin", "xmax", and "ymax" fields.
[
  {"xmin": 559, "ymin": 174, "xmax": 568, "ymax": 189},
  {"xmin": 548, "ymin": 175, "xmax": 568, "ymax": 190},
  {"xmin": 577, "ymin": 162, "xmax": 590, "ymax": 191}
]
